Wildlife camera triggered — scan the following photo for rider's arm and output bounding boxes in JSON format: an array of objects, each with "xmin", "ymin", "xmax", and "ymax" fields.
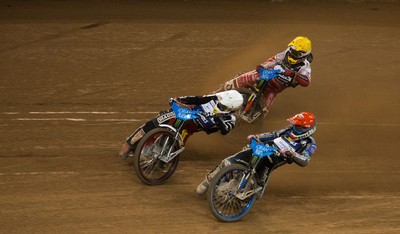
[
  {"xmin": 291, "ymin": 137, "xmax": 317, "ymax": 167},
  {"xmin": 255, "ymin": 127, "xmax": 288, "ymax": 142},
  {"xmin": 294, "ymin": 66, "xmax": 311, "ymax": 87},
  {"xmin": 260, "ymin": 52, "xmax": 284, "ymax": 68},
  {"xmin": 174, "ymin": 95, "xmax": 217, "ymax": 105},
  {"xmin": 255, "ymin": 131, "xmax": 277, "ymax": 142},
  {"xmin": 214, "ymin": 115, "xmax": 236, "ymax": 135}
]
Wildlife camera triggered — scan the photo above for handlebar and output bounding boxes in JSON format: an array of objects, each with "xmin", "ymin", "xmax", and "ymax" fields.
[
  {"xmin": 170, "ymin": 100, "xmax": 218, "ymax": 121},
  {"xmin": 258, "ymin": 67, "xmax": 283, "ymax": 81},
  {"xmin": 249, "ymin": 137, "xmax": 295, "ymax": 159}
]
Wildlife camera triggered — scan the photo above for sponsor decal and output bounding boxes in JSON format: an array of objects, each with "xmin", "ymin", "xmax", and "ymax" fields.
[
  {"xmin": 284, "ymin": 135, "xmax": 292, "ymax": 142},
  {"xmin": 156, "ymin": 111, "xmax": 175, "ymax": 124},
  {"xmin": 261, "ymin": 168, "xmax": 269, "ymax": 183},
  {"xmin": 130, "ymin": 129, "xmax": 145, "ymax": 145},
  {"xmin": 251, "ymin": 156, "xmax": 258, "ymax": 165},
  {"xmin": 278, "ymin": 74, "xmax": 293, "ymax": 82},
  {"xmin": 174, "ymin": 119, "xmax": 182, "ymax": 128},
  {"xmin": 180, "ymin": 129, "xmax": 188, "ymax": 142}
]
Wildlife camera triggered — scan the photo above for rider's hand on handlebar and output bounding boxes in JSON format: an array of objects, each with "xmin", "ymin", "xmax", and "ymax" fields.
[
  {"xmin": 247, "ymin": 134, "xmax": 259, "ymax": 142},
  {"xmin": 168, "ymin": 97, "xmax": 177, "ymax": 106},
  {"xmin": 280, "ymin": 148, "xmax": 295, "ymax": 164},
  {"xmin": 284, "ymin": 69, "xmax": 296, "ymax": 77},
  {"xmin": 280, "ymin": 148, "xmax": 294, "ymax": 158},
  {"xmin": 256, "ymin": 65, "xmax": 264, "ymax": 73}
]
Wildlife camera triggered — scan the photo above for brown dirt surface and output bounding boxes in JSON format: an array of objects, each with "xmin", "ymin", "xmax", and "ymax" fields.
[{"xmin": 1, "ymin": 0, "xmax": 399, "ymax": 233}]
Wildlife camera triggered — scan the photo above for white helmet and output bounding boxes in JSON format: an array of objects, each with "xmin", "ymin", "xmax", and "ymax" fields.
[{"xmin": 214, "ymin": 90, "xmax": 243, "ymax": 112}]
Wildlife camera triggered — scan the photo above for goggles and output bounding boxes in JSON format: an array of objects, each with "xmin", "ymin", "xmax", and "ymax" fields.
[
  {"xmin": 289, "ymin": 47, "xmax": 308, "ymax": 60},
  {"xmin": 217, "ymin": 102, "xmax": 228, "ymax": 111},
  {"xmin": 293, "ymin": 125, "xmax": 308, "ymax": 134}
]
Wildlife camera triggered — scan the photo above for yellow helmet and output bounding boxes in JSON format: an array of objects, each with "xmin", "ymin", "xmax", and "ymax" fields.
[{"xmin": 287, "ymin": 36, "xmax": 312, "ymax": 65}]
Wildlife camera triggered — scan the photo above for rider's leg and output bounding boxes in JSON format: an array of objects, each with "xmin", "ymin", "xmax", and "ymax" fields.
[
  {"xmin": 214, "ymin": 70, "xmax": 259, "ymax": 93},
  {"xmin": 255, "ymin": 155, "xmax": 287, "ymax": 198},
  {"xmin": 196, "ymin": 149, "xmax": 252, "ymax": 195},
  {"xmin": 262, "ymin": 87, "xmax": 278, "ymax": 116}
]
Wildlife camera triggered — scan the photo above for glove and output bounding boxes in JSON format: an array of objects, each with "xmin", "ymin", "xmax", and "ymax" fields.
[
  {"xmin": 280, "ymin": 148, "xmax": 294, "ymax": 157},
  {"xmin": 247, "ymin": 134, "xmax": 259, "ymax": 142},
  {"xmin": 280, "ymin": 148, "xmax": 294, "ymax": 163},
  {"xmin": 284, "ymin": 69, "xmax": 296, "ymax": 77},
  {"xmin": 168, "ymin": 97, "xmax": 177, "ymax": 106},
  {"xmin": 215, "ymin": 115, "xmax": 236, "ymax": 135},
  {"xmin": 223, "ymin": 115, "xmax": 236, "ymax": 130}
]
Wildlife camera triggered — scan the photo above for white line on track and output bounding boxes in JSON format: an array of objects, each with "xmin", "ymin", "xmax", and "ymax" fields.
[
  {"xmin": 15, "ymin": 118, "xmax": 87, "ymax": 121},
  {"xmin": 0, "ymin": 112, "xmax": 398, "ymax": 126},
  {"xmin": 11, "ymin": 118, "xmax": 143, "ymax": 122},
  {"xmin": 0, "ymin": 111, "xmax": 158, "ymax": 115},
  {"xmin": 0, "ymin": 171, "xmax": 125, "ymax": 176}
]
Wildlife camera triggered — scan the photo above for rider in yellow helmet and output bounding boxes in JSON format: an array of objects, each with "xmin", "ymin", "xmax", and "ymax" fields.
[
  {"xmin": 215, "ymin": 36, "xmax": 313, "ymax": 122},
  {"xmin": 286, "ymin": 36, "xmax": 312, "ymax": 66}
]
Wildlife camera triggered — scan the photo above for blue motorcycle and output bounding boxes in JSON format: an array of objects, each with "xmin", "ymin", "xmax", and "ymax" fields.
[
  {"xmin": 234, "ymin": 66, "xmax": 282, "ymax": 124},
  {"xmin": 207, "ymin": 137, "xmax": 291, "ymax": 222},
  {"xmin": 133, "ymin": 101, "xmax": 209, "ymax": 185}
]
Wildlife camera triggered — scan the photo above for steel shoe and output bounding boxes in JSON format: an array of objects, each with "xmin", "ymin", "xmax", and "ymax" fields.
[{"xmin": 119, "ymin": 143, "xmax": 131, "ymax": 160}]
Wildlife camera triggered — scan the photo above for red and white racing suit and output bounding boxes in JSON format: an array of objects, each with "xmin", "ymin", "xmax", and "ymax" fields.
[{"xmin": 216, "ymin": 49, "xmax": 312, "ymax": 112}]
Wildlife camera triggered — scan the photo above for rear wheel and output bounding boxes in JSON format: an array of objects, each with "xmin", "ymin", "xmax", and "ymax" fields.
[
  {"xmin": 207, "ymin": 164, "xmax": 256, "ymax": 222},
  {"xmin": 133, "ymin": 128, "xmax": 180, "ymax": 185}
]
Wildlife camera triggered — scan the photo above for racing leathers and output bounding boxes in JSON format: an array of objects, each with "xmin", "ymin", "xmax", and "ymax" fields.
[
  {"xmin": 119, "ymin": 95, "xmax": 236, "ymax": 159},
  {"xmin": 215, "ymin": 49, "xmax": 313, "ymax": 113},
  {"xmin": 196, "ymin": 125, "xmax": 317, "ymax": 197}
]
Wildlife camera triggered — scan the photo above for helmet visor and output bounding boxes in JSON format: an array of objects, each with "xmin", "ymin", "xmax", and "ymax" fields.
[
  {"xmin": 289, "ymin": 48, "xmax": 308, "ymax": 59},
  {"xmin": 293, "ymin": 125, "xmax": 308, "ymax": 134},
  {"xmin": 217, "ymin": 102, "xmax": 228, "ymax": 111}
]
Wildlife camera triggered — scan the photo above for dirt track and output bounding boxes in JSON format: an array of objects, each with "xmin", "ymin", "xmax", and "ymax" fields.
[{"xmin": 1, "ymin": 0, "xmax": 399, "ymax": 233}]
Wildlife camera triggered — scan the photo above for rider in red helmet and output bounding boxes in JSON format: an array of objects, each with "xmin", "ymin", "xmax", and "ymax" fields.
[{"xmin": 196, "ymin": 112, "xmax": 317, "ymax": 197}]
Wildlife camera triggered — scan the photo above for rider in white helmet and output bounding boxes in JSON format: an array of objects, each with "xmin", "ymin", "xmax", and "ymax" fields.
[{"xmin": 119, "ymin": 90, "xmax": 244, "ymax": 159}]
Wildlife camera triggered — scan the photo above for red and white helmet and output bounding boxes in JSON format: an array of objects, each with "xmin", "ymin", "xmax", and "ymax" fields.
[{"xmin": 287, "ymin": 112, "xmax": 316, "ymax": 140}]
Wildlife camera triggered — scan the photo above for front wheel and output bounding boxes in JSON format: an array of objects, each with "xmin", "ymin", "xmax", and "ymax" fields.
[
  {"xmin": 207, "ymin": 164, "xmax": 256, "ymax": 222},
  {"xmin": 133, "ymin": 128, "xmax": 180, "ymax": 185}
]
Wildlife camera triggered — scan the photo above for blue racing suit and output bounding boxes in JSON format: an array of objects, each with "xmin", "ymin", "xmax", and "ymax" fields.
[
  {"xmin": 205, "ymin": 125, "xmax": 317, "ymax": 190},
  {"xmin": 124, "ymin": 95, "xmax": 236, "ymax": 153}
]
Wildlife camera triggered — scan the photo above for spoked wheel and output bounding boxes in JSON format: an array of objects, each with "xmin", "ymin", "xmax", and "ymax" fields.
[
  {"xmin": 133, "ymin": 128, "xmax": 180, "ymax": 185},
  {"xmin": 207, "ymin": 164, "xmax": 256, "ymax": 222}
]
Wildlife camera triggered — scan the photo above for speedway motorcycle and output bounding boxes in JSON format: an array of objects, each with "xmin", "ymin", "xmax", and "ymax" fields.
[
  {"xmin": 234, "ymin": 65, "xmax": 284, "ymax": 124},
  {"xmin": 133, "ymin": 101, "xmax": 212, "ymax": 185},
  {"xmin": 207, "ymin": 137, "xmax": 293, "ymax": 222}
]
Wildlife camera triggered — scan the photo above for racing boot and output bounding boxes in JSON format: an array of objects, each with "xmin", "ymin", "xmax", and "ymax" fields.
[
  {"xmin": 196, "ymin": 165, "xmax": 223, "ymax": 195},
  {"xmin": 196, "ymin": 179, "xmax": 209, "ymax": 195}
]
